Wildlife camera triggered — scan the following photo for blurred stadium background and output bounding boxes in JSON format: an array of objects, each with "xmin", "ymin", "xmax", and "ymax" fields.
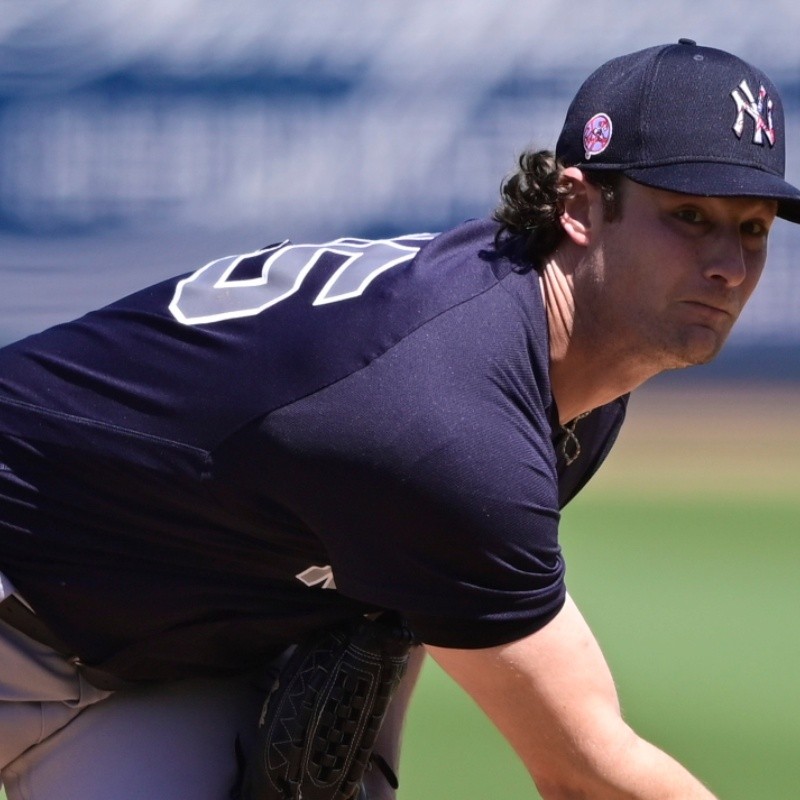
[
  {"xmin": 0, "ymin": 2, "xmax": 798, "ymax": 798},
  {"xmin": 2, "ymin": 0, "xmax": 800, "ymax": 355}
]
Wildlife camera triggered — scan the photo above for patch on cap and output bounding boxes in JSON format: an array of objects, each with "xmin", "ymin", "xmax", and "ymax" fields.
[{"xmin": 582, "ymin": 113, "xmax": 613, "ymax": 160}]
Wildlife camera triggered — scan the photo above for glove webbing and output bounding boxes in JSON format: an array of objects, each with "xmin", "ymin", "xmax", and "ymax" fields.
[{"xmin": 238, "ymin": 614, "xmax": 414, "ymax": 800}]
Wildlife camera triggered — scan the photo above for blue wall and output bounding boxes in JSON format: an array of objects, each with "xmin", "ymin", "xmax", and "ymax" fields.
[{"xmin": 2, "ymin": 2, "xmax": 800, "ymax": 366}]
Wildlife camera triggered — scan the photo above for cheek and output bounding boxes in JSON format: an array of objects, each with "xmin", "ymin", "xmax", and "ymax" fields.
[
  {"xmin": 607, "ymin": 214, "xmax": 675, "ymax": 267},
  {"xmin": 738, "ymin": 253, "xmax": 768, "ymax": 304},
  {"xmin": 605, "ymin": 234, "xmax": 678, "ymax": 301},
  {"xmin": 748, "ymin": 256, "xmax": 767, "ymax": 290}
]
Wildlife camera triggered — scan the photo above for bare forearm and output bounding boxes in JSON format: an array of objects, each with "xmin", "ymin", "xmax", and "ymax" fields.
[
  {"xmin": 534, "ymin": 727, "xmax": 718, "ymax": 800},
  {"xmin": 428, "ymin": 597, "xmax": 720, "ymax": 800}
]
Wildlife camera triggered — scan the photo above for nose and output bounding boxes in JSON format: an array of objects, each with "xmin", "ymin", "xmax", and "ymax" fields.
[{"xmin": 702, "ymin": 229, "xmax": 748, "ymax": 287}]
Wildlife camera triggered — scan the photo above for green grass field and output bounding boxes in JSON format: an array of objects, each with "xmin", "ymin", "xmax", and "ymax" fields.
[
  {"xmin": 398, "ymin": 382, "xmax": 800, "ymax": 799},
  {"xmin": 2, "ymin": 382, "xmax": 798, "ymax": 799}
]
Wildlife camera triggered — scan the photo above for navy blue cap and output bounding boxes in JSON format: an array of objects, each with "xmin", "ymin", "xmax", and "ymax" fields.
[{"xmin": 555, "ymin": 39, "xmax": 800, "ymax": 222}]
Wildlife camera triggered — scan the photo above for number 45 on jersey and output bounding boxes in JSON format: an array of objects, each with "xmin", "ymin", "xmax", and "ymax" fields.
[{"xmin": 169, "ymin": 235, "xmax": 436, "ymax": 326}]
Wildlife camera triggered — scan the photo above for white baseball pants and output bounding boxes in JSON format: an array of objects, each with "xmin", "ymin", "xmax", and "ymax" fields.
[{"xmin": 0, "ymin": 618, "xmax": 263, "ymax": 800}]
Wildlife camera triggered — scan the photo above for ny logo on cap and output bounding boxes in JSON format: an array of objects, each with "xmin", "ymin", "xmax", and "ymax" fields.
[{"xmin": 731, "ymin": 80, "xmax": 776, "ymax": 146}]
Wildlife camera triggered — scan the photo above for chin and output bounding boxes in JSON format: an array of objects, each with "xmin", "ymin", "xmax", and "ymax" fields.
[
  {"xmin": 683, "ymin": 322, "xmax": 733, "ymax": 364},
  {"xmin": 675, "ymin": 340, "xmax": 727, "ymax": 368},
  {"xmin": 682, "ymin": 352, "xmax": 719, "ymax": 368},
  {"xmin": 657, "ymin": 332, "xmax": 727, "ymax": 371}
]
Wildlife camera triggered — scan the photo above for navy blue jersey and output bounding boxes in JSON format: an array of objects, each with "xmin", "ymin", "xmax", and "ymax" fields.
[{"xmin": 0, "ymin": 218, "xmax": 627, "ymax": 681}]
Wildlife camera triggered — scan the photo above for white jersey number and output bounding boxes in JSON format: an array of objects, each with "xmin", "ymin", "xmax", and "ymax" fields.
[{"xmin": 169, "ymin": 235, "xmax": 435, "ymax": 325}]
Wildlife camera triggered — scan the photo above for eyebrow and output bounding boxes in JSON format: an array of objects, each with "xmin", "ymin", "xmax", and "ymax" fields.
[{"xmin": 668, "ymin": 193, "xmax": 777, "ymax": 214}]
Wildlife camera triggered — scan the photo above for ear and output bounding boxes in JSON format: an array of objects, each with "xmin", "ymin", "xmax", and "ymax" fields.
[{"xmin": 559, "ymin": 167, "xmax": 599, "ymax": 247}]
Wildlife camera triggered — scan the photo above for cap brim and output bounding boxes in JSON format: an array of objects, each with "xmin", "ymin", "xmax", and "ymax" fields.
[{"xmin": 620, "ymin": 162, "xmax": 800, "ymax": 223}]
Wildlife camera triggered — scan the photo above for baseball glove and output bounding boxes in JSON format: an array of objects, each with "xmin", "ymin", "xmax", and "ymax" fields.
[{"xmin": 236, "ymin": 613, "xmax": 415, "ymax": 800}]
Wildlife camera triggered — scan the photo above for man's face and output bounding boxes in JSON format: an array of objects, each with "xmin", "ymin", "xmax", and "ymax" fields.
[{"xmin": 574, "ymin": 178, "xmax": 778, "ymax": 373}]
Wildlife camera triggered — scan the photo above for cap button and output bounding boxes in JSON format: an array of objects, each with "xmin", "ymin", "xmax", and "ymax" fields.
[{"xmin": 678, "ymin": 38, "xmax": 697, "ymax": 46}]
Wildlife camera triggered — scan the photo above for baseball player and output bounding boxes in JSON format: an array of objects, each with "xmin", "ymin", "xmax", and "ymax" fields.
[{"xmin": 1, "ymin": 40, "xmax": 798, "ymax": 800}]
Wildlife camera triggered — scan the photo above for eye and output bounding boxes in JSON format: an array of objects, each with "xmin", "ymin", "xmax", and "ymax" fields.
[
  {"xmin": 741, "ymin": 219, "xmax": 770, "ymax": 238},
  {"xmin": 740, "ymin": 219, "xmax": 772, "ymax": 253},
  {"xmin": 674, "ymin": 207, "xmax": 705, "ymax": 224}
]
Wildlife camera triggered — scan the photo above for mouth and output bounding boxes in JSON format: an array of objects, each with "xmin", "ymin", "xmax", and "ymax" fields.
[{"xmin": 681, "ymin": 299, "xmax": 736, "ymax": 320}]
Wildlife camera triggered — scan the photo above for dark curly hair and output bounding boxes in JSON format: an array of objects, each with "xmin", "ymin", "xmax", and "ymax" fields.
[{"xmin": 492, "ymin": 148, "xmax": 623, "ymax": 263}]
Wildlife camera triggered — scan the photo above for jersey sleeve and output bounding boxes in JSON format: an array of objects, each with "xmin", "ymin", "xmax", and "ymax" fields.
[{"xmin": 248, "ymin": 279, "xmax": 565, "ymax": 649}]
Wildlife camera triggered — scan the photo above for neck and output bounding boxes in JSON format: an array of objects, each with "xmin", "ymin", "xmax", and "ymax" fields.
[{"xmin": 540, "ymin": 251, "xmax": 656, "ymax": 424}]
